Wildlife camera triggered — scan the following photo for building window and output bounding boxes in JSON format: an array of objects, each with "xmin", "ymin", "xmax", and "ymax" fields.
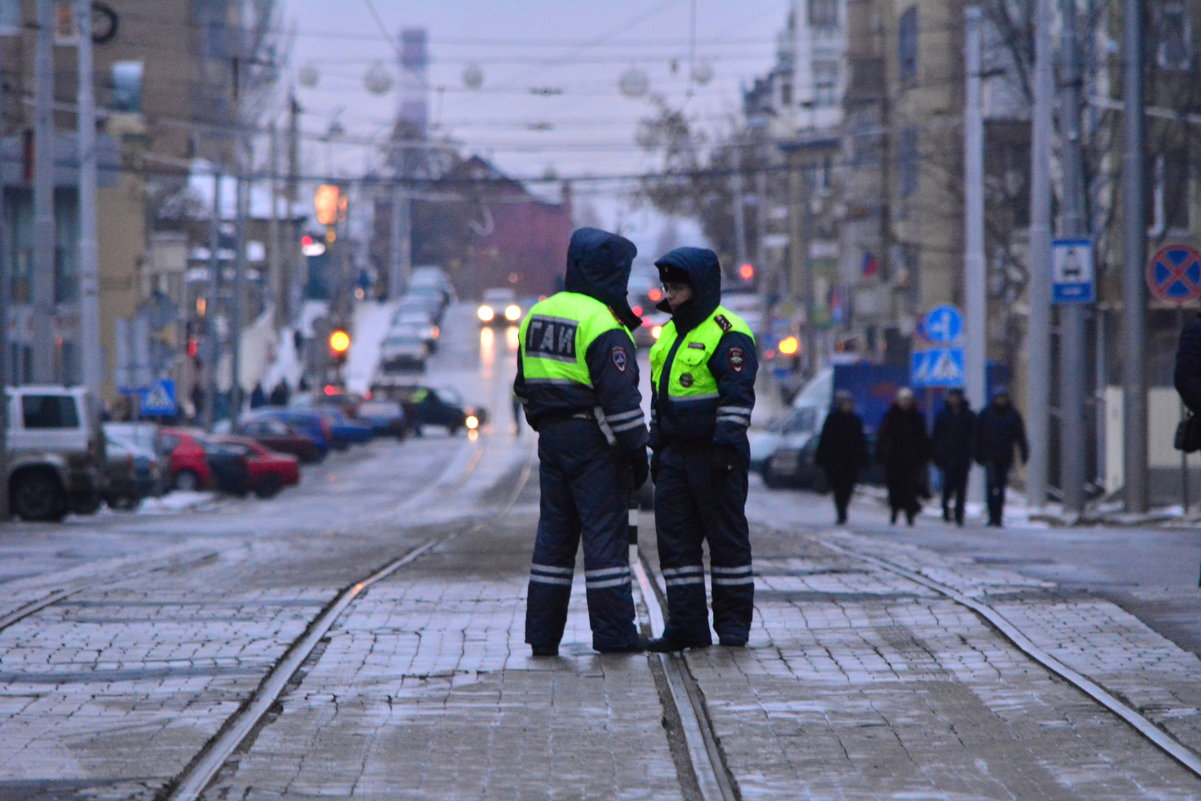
[
  {"xmin": 899, "ymin": 127, "xmax": 919, "ymax": 196},
  {"xmin": 12, "ymin": 249, "xmax": 30, "ymax": 305},
  {"xmin": 1150, "ymin": 148, "xmax": 1191, "ymax": 231},
  {"xmin": 779, "ymin": 75, "xmax": 793, "ymax": 107},
  {"xmin": 852, "ymin": 114, "xmax": 881, "ymax": 166},
  {"xmin": 813, "ymin": 60, "xmax": 839, "ymax": 106},
  {"xmin": 809, "ymin": 0, "xmax": 838, "ymax": 29},
  {"xmin": 1158, "ymin": 2, "xmax": 1191, "ymax": 70},
  {"xmin": 899, "ymin": 6, "xmax": 918, "ymax": 81}
]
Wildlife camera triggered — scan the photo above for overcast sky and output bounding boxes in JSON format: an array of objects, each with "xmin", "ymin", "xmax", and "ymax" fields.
[{"xmin": 283, "ymin": 0, "xmax": 787, "ymax": 233}]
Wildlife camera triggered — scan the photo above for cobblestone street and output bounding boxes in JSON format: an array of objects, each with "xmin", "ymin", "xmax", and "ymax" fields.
[{"xmin": 2, "ymin": 436, "xmax": 1201, "ymax": 799}]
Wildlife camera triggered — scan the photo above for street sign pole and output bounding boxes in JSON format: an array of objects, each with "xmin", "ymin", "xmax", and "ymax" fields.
[
  {"xmin": 964, "ymin": 8, "xmax": 987, "ymax": 511},
  {"xmin": 1147, "ymin": 244, "xmax": 1201, "ymax": 516}
]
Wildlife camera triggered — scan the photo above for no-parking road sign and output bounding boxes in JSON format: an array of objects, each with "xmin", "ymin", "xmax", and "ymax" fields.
[{"xmin": 1147, "ymin": 244, "xmax": 1201, "ymax": 305}]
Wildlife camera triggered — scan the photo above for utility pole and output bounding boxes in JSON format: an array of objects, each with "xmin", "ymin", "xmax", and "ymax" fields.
[
  {"xmin": 230, "ymin": 55, "xmax": 248, "ymax": 430},
  {"xmin": 286, "ymin": 92, "xmax": 301, "ymax": 323},
  {"xmin": 1026, "ymin": 0, "xmax": 1054, "ymax": 511},
  {"xmin": 1121, "ymin": 0, "xmax": 1148, "ymax": 512},
  {"xmin": 0, "ymin": 58, "xmax": 9, "ymax": 520},
  {"xmin": 77, "ymin": 0, "xmax": 102, "ymax": 403},
  {"xmin": 1058, "ymin": 0, "xmax": 1089, "ymax": 519},
  {"xmin": 204, "ymin": 166, "xmax": 223, "ymax": 431},
  {"xmin": 963, "ymin": 7, "xmax": 987, "ymax": 419},
  {"xmin": 269, "ymin": 122, "xmax": 283, "ymax": 330},
  {"xmin": 32, "ymin": 0, "xmax": 56, "ymax": 383}
]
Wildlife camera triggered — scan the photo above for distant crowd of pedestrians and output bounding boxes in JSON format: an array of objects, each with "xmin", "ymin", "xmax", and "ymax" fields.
[{"xmin": 815, "ymin": 386, "xmax": 1029, "ymax": 527}]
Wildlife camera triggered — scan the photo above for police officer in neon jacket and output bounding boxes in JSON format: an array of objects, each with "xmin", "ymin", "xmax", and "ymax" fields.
[
  {"xmin": 514, "ymin": 228, "xmax": 649, "ymax": 656},
  {"xmin": 647, "ymin": 247, "xmax": 757, "ymax": 652}
]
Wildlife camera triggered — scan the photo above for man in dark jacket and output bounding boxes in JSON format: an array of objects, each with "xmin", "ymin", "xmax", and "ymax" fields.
[
  {"xmin": 931, "ymin": 388, "xmax": 975, "ymax": 526},
  {"xmin": 1175, "ymin": 313, "xmax": 1201, "ymax": 414},
  {"xmin": 876, "ymin": 388, "xmax": 930, "ymax": 525},
  {"xmin": 646, "ymin": 247, "xmax": 757, "ymax": 651},
  {"xmin": 973, "ymin": 389, "xmax": 1029, "ymax": 527},
  {"xmin": 514, "ymin": 227, "xmax": 649, "ymax": 657},
  {"xmin": 815, "ymin": 391, "xmax": 869, "ymax": 525}
]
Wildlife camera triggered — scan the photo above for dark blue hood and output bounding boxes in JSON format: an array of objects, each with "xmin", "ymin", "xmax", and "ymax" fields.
[
  {"xmin": 563, "ymin": 227, "xmax": 640, "ymax": 330},
  {"xmin": 654, "ymin": 247, "xmax": 722, "ymax": 332}
]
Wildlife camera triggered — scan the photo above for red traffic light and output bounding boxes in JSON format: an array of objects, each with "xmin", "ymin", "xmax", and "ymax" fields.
[{"xmin": 738, "ymin": 263, "xmax": 755, "ymax": 281}]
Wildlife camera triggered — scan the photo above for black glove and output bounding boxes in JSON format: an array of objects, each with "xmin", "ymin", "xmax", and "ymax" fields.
[
  {"xmin": 709, "ymin": 445, "xmax": 742, "ymax": 480},
  {"xmin": 627, "ymin": 450, "xmax": 649, "ymax": 491},
  {"xmin": 651, "ymin": 451, "xmax": 662, "ymax": 485}
]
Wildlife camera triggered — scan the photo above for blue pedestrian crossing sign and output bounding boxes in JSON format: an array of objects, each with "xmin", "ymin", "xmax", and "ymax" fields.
[
  {"xmin": 910, "ymin": 348, "xmax": 965, "ymax": 388},
  {"xmin": 922, "ymin": 305, "xmax": 963, "ymax": 344},
  {"xmin": 139, "ymin": 379, "xmax": 177, "ymax": 417}
]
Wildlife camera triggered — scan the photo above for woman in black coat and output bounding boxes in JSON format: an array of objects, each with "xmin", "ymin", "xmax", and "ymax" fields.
[
  {"xmin": 875, "ymin": 387, "xmax": 930, "ymax": 525},
  {"xmin": 815, "ymin": 391, "xmax": 869, "ymax": 524}
]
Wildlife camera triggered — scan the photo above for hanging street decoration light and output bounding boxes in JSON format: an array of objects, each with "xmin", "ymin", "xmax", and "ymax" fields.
[
  {"xmin": 363, "ymin": 61, "xmax": 393, "ymax": 95},
  {"xmin": 462, "ymin": 62, "xmax": 484, "ymax": 90},
  {"xmin": 298, "ymin": 62, "xmax": 319, "ymax": 88},
  {"xmin": 618, "ymin": 67, "xmax": 649, "ymax": 98}
]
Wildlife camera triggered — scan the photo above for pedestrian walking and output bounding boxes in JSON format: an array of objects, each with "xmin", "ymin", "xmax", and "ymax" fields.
[
  {"xmin": 876, "ymin": 387, "xmax": 930, "ymax": 526},
  {"xmin": 249, "ymin": 382, "xmax": 267, "ymax": 409},
  {"xmin": 930, "ymin": 388, "xmax": 976, "ymax": 526},
  {"xmin": 815, "ymin": 390, "xmax": 869, "ymax": 525},
  {"xmin": 973, "ymin": 389, "xmax": 1029, "ymax": 527},
  {"xmin": 646, "ymin": 247, "xmax": 757, "ymax": 652},
  {"xmin": 514, "ymin": 227, "xmax": 649, "ymax": 657}
]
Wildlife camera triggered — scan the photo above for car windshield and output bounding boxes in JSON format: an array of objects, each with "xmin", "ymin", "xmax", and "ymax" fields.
[{"xmin": 436, "ymin": 387, "xmax": 463, "ymax": 405}]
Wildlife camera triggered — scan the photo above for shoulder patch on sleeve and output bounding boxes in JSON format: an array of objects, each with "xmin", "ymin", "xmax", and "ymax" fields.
[
  {"xmin": 714, "ymin": 314, "xmax": 732, "ymax": 333},
  {"xmin": 728, "ymin": 347, "xmax": 746, "ymax": 372},
  {"xmin": 611, "ymin": 346, "xmax": 628, "ymax": 372}
]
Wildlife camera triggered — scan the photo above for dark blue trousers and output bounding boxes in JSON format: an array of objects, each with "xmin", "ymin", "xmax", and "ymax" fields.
[
  {"xmin": 525, "ymin": 420, "xmax": 639, "ymax": 652},
  {"xmin": 653, "ymin": 442, "xmax": 753, "ymax": 645}
]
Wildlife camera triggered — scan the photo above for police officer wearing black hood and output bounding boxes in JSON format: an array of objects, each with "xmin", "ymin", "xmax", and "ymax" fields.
[
  {"xmin": 646, "ymin": 247, "xmax": 757, "ymax": 652},
  {"xmin": 514, "ymin": 228, "xmax": 649, "ymax": 657}
]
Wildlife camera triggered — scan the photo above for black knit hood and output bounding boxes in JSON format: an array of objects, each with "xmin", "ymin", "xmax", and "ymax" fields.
[
  {"xmin": 563, "ymin": 227, "xmax": 640, "ymax": 330},
  {"xmin": 654, "ymin": 246, "xmax": 722, "ymax": 333}
]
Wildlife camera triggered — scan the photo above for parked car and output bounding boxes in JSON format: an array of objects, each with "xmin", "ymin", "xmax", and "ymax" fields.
[
  {"xmin": 102, "ymin": 435, "xmax": 141, "ymax": 511},
  {"xmin": 310, "ymin": 407, "xmax": 375, "ymax": 448},
  {"xmin": 355, "ymin": 400, "xmax": 411, "ymax": 439},
  {"xmin": 235, "ymin": 416, "xmax": 324, "ymax": 463},
  {"xmin": 377, "ymin": 384, "xmax": 486, "ymax": 435},
  {"xmin": 7, "ymin": 385, "xmax": 105, "ymax": 521},
  {"xmin": 196, "ymin": 434, "xmax": 252, "ymax": 495},
  {"xmin": 160, "ymin": 427, "xmax": 251, "ymax": 495},
  {"xmin": 159, "ymin": 427, "xmax": 213, "ymax": 491},
  {"xmin": 103, "ymin": 430, "xmax": 163, "ymax": 510},
  {"xmin": 211, "ymin": 435, "xmax": 300, "ymax": 498},
  {"xmin": 243, "ymin": 409, "xmax": 334, "ymax": 456}
]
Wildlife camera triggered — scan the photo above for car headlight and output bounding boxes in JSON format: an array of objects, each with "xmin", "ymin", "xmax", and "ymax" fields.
[
  {"xmin": 465, "ymin": 414, "xmax": 480, "ymax": 430},
  {"xmin": 504, "ymin": 304, "xmax": 522, "ymax": 322},
  {"xmin": 477, "ymin": 305, "xmax": 495, "ymax": 322},
  {"xmin": 651, "ymin": 324, "xmax": 663, "ymax": 340}
]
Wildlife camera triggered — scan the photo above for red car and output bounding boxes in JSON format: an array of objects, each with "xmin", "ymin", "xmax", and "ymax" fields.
[
  {"xmin": 212, "ymin": 435, "xmax": 300, "ymax": 498},
  {"xmin": 160, "ymin": 427, "xmax": 213, "ymax": 491}
]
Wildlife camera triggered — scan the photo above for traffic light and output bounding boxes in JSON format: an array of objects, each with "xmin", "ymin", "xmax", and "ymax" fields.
[
  {"xmin": 738, "ymin": 263, "xmax": 755, "ymax": 282},
  {"xmin": 329, "ymin": 329, "xmax": 351, "ymax": 364}
]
